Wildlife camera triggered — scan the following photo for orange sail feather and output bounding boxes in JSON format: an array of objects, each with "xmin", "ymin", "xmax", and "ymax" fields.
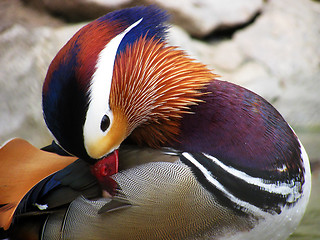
[{"xmin": 0, "ymin": 138, "xmax": 76, "ymax": 230}]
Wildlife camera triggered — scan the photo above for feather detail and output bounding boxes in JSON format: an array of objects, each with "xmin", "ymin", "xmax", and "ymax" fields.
[
  {"xmin": 111, "ymin": 36, "xmax": 218, "ymax": 147},
  {"xmin": 0, "ymin": 138, "xmax": 76, "ymax": 230}
]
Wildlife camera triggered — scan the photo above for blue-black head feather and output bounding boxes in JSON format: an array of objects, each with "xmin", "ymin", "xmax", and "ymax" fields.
[
  {"xmin": 42, "ymin": 42, "xmax": 90, "ymax": 160},
  {"xmin": 98, "ymin": 5, "xmax": 170, "ymax": 54}
]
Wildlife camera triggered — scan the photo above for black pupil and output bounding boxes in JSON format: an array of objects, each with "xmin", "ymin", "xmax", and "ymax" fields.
[{"xmin": 100, "ymin": 115, "xmax": 110, "ymax": 132}]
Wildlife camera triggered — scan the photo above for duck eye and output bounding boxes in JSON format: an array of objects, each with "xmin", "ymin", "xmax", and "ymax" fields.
[{"xmin": 100, "ymin": 114, "xmax": 110, "ymax": 132}]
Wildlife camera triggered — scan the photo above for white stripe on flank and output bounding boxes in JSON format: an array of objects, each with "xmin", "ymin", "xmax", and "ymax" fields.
[
  {"xmin": 182, "ymin": 152, "xmax": 264, "ymax": 214},
  {"xmin": 297, "ymin": 137, "xmax": 311, "ymax": 205},
  {"xmin": 83, "ymin": 18, "xmax": 143, "ymax": 149},
  {"xmin": 203, "ymin": 153, "xmax": 299, "ymax": 199}
]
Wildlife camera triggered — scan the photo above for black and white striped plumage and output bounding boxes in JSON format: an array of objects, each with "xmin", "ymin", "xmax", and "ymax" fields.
[{"xmin": 39, "ymin": 144, "xmax": 310, "ymax": 240}]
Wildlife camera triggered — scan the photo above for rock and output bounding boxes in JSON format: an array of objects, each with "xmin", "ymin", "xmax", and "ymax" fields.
[
  {"xmin": 27, "ymin": 0, "xmax": 134, "ymax": 21},
  {"xmin": 168, "ymin": 25, "xmax": 213, "ymax": 63},
  {"xmin": 1, "ymin": 0, "xmax": 319, "ymax": 161},
  {"xmin": 167, "ymin": 0, "xmax": 320, "ymax": 160},
  {"xmin": 0, "ymin": 24, "xmax": 48, "ymax": 147},
  {"xmin": 168, "ymin": 27, "xmax": 281, "ymax": 105},
  {"xmin": 0, "ymin": 0, "xmax": 63, "ymax": 32},
  {"xmin": 25, "ymin": 0, "xmax": 264, "ymax": 37},
  {"xmin": 209, "ymin": 41, "xmax": 244, "ymax": 72},
  {"xmin": 231, "ymin": 61, "xmax": 282, "ymax": 102},
  {"xmin": 0, "ymin": 21, "xmax": 85, "ymax": 147},
  {"xmin": 233, "ymin": 0, "xmax": 320, "ymax": 128},
  {"xmin": 142, "ymin": 0, "xmax": 265, "ymax": 37}
]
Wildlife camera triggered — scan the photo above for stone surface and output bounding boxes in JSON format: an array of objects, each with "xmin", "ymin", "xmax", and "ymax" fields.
[
  {"xmin": 25, "ymin": 0, "xmax": 264, "ymax": 37},
  {"xmin": 233, "ymin": 0, "xmax": 320, "ymax": 127},
  {"xmin": 168, "ymin": 0, "xmax": 320, "ymax": 128},
  {"xmin": 142, "ymin": 0, "xmax": 264, "ymax": 37},
  {"xmin": 0, "ymin": 6, "xmax": 84, "ymax": 147},
  {"xmin": 41, "ymin": 0, "xmax": 134, "ymax": 21}
]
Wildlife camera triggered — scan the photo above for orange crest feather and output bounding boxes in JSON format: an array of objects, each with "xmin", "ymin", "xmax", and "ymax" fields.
[{"xmin": 111, "ymin": 36, "xmax": 217, "ymax": 147}]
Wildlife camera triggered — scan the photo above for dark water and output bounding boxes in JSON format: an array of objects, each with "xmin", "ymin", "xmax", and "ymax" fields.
[{"xmin": 288, "ymin": 165, "xmax": 320, "ymax": 240}]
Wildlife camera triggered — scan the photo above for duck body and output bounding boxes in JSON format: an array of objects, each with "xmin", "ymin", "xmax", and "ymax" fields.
[
  {"xmin": 3, "ymin": 5, "xmax": 310, "ymax": 240},
  {"xmin": 42, "ymin": 143, "xmax": 310, "ymax": 240},
  {"xmin": 40, "ymin": 80, "xmax": 311, "ymax": 240}
]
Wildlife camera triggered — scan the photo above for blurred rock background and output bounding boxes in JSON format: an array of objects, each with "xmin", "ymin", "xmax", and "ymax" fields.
[
  {"xmin": 0, "ymin": 0, "xmax": 320, "ymax": 238},
  {"xmin": 2, "ymin": 0, "xmax": 319, "ymax": 162}
]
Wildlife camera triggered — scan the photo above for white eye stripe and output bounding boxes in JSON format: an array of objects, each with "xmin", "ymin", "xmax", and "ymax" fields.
[
  {"xmin": 83, "ymin": 18, "xmax": 143, "ymax": 151},
  {"xmin": 88, "ymin": 18, "xmax": 143, "ymax": 111}
]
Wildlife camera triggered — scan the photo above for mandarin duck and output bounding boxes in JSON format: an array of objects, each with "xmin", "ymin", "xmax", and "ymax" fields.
[{"xmin": 0, "ymin": 5, "xmax": 311, "ymax": 240}]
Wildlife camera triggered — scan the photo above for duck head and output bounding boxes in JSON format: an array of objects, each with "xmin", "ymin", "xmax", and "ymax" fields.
[{"xmin": 42, "ymin": 6, "xmax": 215, "ymax": 161}]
